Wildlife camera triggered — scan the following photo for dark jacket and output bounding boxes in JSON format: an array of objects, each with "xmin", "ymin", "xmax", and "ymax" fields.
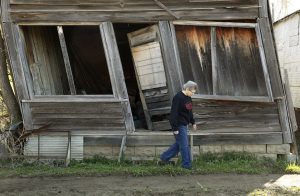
[{"xmin": 169, "ymin": 91, "xmax": 195, "ymax": 131}]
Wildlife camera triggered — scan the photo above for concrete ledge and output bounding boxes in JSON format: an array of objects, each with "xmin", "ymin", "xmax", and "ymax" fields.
[
  {"xmin": 267, "ymin": 144, "xmax": 290, "ymax": 154},
  {"xmin": 200, "ymin": 145, "xmax": 222, "ymax": 153},
  {"xmin": 244, "ymin": 145, "xmax": 266, "ymax": 153}
]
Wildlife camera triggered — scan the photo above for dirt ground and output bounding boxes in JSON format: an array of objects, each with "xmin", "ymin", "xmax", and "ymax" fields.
[{"xmin": 1, "ymin": 174, "xmax": 300, "ymax": 196}]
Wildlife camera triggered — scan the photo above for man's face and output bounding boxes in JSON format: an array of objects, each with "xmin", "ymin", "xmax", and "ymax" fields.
[{"xmin": 186, "ymin": 88, "xmax": 196, "ymax": 97}]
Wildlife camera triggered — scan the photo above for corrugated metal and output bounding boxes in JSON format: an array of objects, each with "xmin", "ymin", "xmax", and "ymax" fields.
[{"xmin": 24, "ymin": 133, "xmax": 83, "ymax": 160}]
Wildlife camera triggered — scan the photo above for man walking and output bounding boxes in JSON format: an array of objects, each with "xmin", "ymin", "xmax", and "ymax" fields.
[{"xmin": 160, "ymin": 81, "xmax": 197, "ymax": 169}]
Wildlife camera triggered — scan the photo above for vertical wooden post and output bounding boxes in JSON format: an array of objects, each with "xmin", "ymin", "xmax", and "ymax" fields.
[
  {"xmin": 100, "ymin": 22, "xmax": 135, "ymax": 133},
  {"xmin": 257, "ymin": 1, "xmax": 284, "ymax": 98},
  {"xmin": 211, "ymin": 27, "xmax": 218, "ymax": 95},
  {"xmin": 159, "ymin": 21, "xmax": 184, "ymax": 97},
  {"xmin": 255, "ymin": 24, "xmax": 273, "ymax": 101},
  {"xmin": 57, "ymin": 26, "xmax": 76, "ymax": 95}
]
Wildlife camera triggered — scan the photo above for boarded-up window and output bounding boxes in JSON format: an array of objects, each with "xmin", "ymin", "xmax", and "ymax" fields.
[{"xmin": 175, "ymin": 25, "xmax": 268, "ymax": 97}]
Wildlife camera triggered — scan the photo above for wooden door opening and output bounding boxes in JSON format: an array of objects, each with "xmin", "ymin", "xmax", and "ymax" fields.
[
  {"xmin": 114, "ymin": 23, "xmax": 172, "ymax": 131},
  {"xmin": 113, "ymin": 23, "xmax": 150, "ymax": 130}
]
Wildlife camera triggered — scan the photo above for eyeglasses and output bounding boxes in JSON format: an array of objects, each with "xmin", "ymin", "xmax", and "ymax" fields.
[{"xmin": 189, "ymin": 89, "xmax": 196, "ymax": 93}]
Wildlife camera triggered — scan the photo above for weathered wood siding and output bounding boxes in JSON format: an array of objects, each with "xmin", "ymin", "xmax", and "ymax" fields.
[
  {"xmin": 8, "ymin": 0, "xmax": 259, "ymax": 23},
  {"xmin": 175, "ymin": 25, "xmax": 268, "ymax": 96},
  {"xmin": 22, "ymin": 26, "xmax": 69, "ymax": 95},
  {"xmin": 22, "ymin": 101, "xmax": 126, "ymax": 131},
  {"xmin": 193, "ymin": 99, "xmax": 281, "ymax": 133}
]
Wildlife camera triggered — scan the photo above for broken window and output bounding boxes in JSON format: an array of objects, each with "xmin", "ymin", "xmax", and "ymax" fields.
[
  {"xmin": 22, "ymin": 25, "xmax": 113, "ymax": 96},
  {"xmin": 174, "ymin": 24, "xmax": 269, "ymax": 98}
]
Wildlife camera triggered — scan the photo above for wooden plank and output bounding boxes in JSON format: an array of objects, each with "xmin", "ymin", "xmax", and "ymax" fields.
[
  {"xmin": 192, "ymin": 95, "xmax": 271, "ymax": 102},
  {"xmin": 277, "ymin": 98, "xmax": 292, "ymax": 143},
  {"xmin": 153, "ymin": 0, "xmax": 180, "ymax": 19},
  {"xmin": 283, "ymin": 70, "xmax": 298, "ymax": 132},
  {"xmin": 192, "ymin": 132, "xmax": 283, "ymax": 145},
  {"xmin": 1, "ymin": 0, "xmax": 10, "ymax": 22},
  {"xmin": 21, "ymin": 102, "xmax": 33, "ymax": 130},
  {"xmin": 258, "ymin": 0, "xmax": 268, "ymax": 18},
  {"xmin": 100, "ymin": 22, "xmax": 135, "ymax": 132},
  {"xmin": 57, "ymin": 26, "xmax": 76, "ymax": 95},
  {"xmin": 14, "ymin": 25, "xmax": 35, "ymax": 98},
  {"xmin": 173, "ymin": 20, "xmax": 256, "ymax": 28},
  {"xmin": 33, "ymin": 124, "xmax": 126, "ymax": 131},
  {"xmin": 169, "ymin": 22, "xmax": 184, "ymax": 88},
  {"xmin": 159, "ymin": 21, "xmax": 184, "ymax": 97},
  {"xmin": 1, "ymin": 22, "xmax": 30, "ymax": 103},
  {"xmin": 32, "ymin": 118, "xmax": 124, "ymax": 124},
  {"xmin": 258, "ymin": 18, "xmax": 284, "ymax": 98},
  {"xmin": 255, "ymin": 24, "xmax": 273, "ymax": 101},
  {"xmin": 211, "ymin": 27, "xmax": 217, "ymax": 95},
  {"xmin": 9, "ymin": 0, "xmax": 258, "ymax": 6},
  {"xmin": 152, "ymin": 120, "xmax": 171, "ymax": 131},
  {"xmin": 9, "ymin": 9, "xmax": 259, "ymax": 23}
]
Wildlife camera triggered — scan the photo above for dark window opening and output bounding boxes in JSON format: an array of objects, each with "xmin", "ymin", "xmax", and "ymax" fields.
[
  {"xmin": 113, "ymin": 23, "xmax": 151, "ymax": 129},
  {"xmin": 63, "ymin": 26, "xmax": 112, "ymax": 95}
]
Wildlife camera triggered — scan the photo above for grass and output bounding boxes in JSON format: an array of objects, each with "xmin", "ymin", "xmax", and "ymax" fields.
[
  {"xmin": 286, "ymin": 163, "xmax": 300, "ymax": 174},
  {"xmin": 0, "ymin": 152, "xmax": 296, "ymax": 177}
]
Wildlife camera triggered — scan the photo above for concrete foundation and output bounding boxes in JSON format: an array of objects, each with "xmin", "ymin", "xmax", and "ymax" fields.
[{"xmin": 83, "ymin": 144, "xmax": 292, "ymax": 161}]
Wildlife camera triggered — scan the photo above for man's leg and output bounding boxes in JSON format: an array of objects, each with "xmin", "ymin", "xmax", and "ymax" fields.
[
  {"xmin": 160, "ymin": 135, "xmax": 180, "ymax": 162},
  {"xmin": 178, "ymin": 126, "xmax": 191, "ymax": 169}
]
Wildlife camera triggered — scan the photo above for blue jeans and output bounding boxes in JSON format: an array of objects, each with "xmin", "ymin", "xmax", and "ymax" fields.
[{"xmin": 160, "ymin": 125, "xmax": 191, "ymax": 169}]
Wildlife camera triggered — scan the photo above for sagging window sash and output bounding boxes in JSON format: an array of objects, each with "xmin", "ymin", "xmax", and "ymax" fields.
[
  {"xmin": 20, "ymin": 24, "xmax": 116, "ymax": 98},
  {"xmin": 172, "ymin": 21, "xmax": 273, "ymax": 102}
]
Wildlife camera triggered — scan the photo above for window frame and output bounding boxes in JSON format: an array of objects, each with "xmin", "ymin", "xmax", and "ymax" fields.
[{"xmin": 18, "ymin": 23, "xmax": 118, "ymax": 99}]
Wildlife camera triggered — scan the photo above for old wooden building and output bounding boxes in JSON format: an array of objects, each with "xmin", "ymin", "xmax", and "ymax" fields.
[{"xmin": 0, "ymin": 0, "xmax": 297, "ymax": 160}]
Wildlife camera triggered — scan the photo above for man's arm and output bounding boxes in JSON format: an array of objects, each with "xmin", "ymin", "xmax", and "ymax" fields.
[{"xmin": 170, "ymin": 95, "xmax": 180, "ymax": 132}]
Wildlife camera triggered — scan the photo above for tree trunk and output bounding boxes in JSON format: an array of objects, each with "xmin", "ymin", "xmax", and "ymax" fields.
[{"xmin": 0, "ymin": 29, "xmax": 22, "ymax": 125}]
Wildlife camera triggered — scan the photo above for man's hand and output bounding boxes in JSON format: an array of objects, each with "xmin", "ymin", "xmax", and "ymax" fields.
[
  {"xmin": 192, "ymin": 124, "xmax": 197, "ymax": 131},
  {"xmin": 173, "ymin": 130, "xmax": 179, "ymax": 135}
]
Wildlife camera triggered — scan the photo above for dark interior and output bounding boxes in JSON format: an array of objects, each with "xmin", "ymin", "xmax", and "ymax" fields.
[{"xmin": 63, "ymin": 26, "xmax": 113, "ymax": 95}]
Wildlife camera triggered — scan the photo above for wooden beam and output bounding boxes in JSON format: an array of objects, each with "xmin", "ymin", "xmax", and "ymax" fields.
[
  {"xmin": 100, "ymin": 22, "xmax": 135, "ymax": 132},
  {"xmin": 159, "ymin": 21, "xmax": 184, "ymax": 97},
  {"xmin": 258, "ymin": 0, "xmax": 268, "ymax": 18},
  {"xmin": 283, "ymin": 69, "xmax": 297, "ymax": 132},
  {"xmin": 210, "ymin": 27, "xmax": 217, "ymax": 95},
  {"xmin": 153, "ymin": 0, "xmax": 180, "ymax": 19},
  {"xmin": 192, "ymin": 94, "xmax": 271, "ymax": 103},
  {"xmin": 14, "ymin": 25, "xmax": 34, "ymax": 98},
  {"xmin": 169, "ymin": 22, "xmax": 184, "ymax": 87},
  {"xmin": 258, "ymin": 18, "xmax": 284, "ymax": 98},
  {"xmin": 255, "ymin": 24, "xmax": 273, "ymax": 101},
  {"xmin": 173, "ymin": 20, "xmax": 256, "ymax": 28},
  {"xmin": 1, "ymin": 22, "xmax": 30, "ymax": 103},
  {"xmin": 0, "ymin": 0, "xmax": 9, "ymax": 22},
  {"xmin": 277, "ymin": 98, "xmax": 292, "ymax": 143},
  {"xmin": 57, "ymin": 26, "xmax": 76, "ymax": 95}
]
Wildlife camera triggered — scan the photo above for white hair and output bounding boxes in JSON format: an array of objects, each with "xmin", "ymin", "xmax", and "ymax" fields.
[{"xmin": 182, "ymin": 80, "xmax": 197, "ymax": 90}]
